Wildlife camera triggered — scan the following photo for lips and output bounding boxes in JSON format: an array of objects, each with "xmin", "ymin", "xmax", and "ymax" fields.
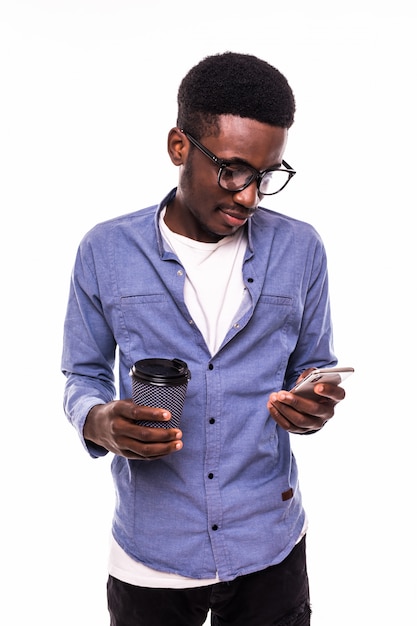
[{"xmin": 220, "ymin": 207, "xmax": 255, "ymax": 224}]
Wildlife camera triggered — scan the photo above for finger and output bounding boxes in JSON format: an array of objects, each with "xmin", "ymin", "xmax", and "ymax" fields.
[
  {"xmin": 131, "ymin": 406, "xmax": 172, "ymax": 424},
  {"xmin": 276, "ymin": 405, "xmax": 325, "ymax": 433},
  {"xmin": 115, "ymin": 400, "xmax": 172, "ymax": 424},
  {"xmin": 117, "ymin": 434, "xmax": 183, "ymax": 460},
  {"xmin": 313, "ymin": 383, "xmax": 346, "ymax": 402},
  {"xmin": 116, "ymin": 417, "xmax": 182, "ymax": 442},
  {"xmin": 133, "ymin": 424, "xmax": 183, "ymax": 442},
  {"xmin": 272, "ymin": 391, "xmax": 335, "ymax": 420},
  {"xmin": 268, "ymin": 395, "xmax": 329, "ymax": 432},
  {"xmin": 272, "ymin": 409, "xmax": 313, "ymax": 434},
  {"xmin": 136, "ymin": 439, "xmax": 183, "ymax": 459}
]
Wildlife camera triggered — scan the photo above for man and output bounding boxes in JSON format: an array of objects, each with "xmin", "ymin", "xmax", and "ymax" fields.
[{"xmin": 62, "ymin": 52, "xmax": 346, "ymax": 625}]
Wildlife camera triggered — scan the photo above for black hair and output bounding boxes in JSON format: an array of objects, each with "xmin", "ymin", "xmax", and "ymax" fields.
[{"xmin": 176, "ymin": 51, "xmax": 296, "ymax": 139}]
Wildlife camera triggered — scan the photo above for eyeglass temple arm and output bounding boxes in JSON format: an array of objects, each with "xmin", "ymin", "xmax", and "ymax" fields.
[
  {"xmin": 180, "ymin": 130, "xmax": 218, "ymax": 163},
  {"xmin": 282, "ymin": 160, "xmax": 295, "ymax": 173}
]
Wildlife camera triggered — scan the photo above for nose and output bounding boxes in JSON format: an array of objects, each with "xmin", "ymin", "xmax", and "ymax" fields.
[{"xmin": 232, "ymin": 180, "xmax": 260, "ymax": 211}]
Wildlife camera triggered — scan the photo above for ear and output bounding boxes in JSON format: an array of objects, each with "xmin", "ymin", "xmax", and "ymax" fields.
[{"xmin": 167, "ymin": 127, "xmax": 189, "ymax": 166}]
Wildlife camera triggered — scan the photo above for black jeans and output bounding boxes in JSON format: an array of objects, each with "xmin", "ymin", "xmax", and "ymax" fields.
[{"xmin": 107, "ymin": 535, "xmax": 310, "ymax": 626}]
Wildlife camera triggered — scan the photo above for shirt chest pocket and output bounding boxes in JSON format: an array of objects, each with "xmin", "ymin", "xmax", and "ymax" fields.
[
  {"xmin": 120, "ymin": 293, "xmax": 172, "ymax": 330},
  {"xmin": 119, "ymin": 294, "xmax": 191, "ymax": 359},
  {"xmin": 247, "ymin": 293, "xmax": 295, "ymax": 344}
]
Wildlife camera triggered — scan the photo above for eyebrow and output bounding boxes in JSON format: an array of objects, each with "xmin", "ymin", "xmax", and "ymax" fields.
[{"xmin": 221, "ymin": 155, "xmax": 283, "ymax": 172}]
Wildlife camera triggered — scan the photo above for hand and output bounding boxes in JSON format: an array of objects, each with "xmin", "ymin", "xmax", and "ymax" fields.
[
  {"xmin": 83, "ymin": 400, "xmax": 183, "ymax": 460},
  {"xmin": 267, "ymin": 371, "xmax": 346, "ymax": 434}
]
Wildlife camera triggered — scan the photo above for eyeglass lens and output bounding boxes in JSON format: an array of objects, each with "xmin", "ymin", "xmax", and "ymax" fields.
[{"xmin": 219, "ymin": 165, "xmax": 290, "ymax": 195}]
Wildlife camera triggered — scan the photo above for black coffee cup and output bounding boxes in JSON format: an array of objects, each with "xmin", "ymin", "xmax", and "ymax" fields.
[{"xmin": 129, "ymin": 358, "xmax": 191, "ymax": 428}]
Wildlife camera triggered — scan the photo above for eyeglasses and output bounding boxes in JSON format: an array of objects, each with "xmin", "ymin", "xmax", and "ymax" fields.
[{"xmin": 181, "ymin": 130, "xmax": 296, "ymax": 196}]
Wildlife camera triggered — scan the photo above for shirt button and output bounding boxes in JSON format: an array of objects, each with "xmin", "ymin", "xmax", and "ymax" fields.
[
  {"xmin": 209, "ymin": 418, "xmax": 215, "ymax": 424},
  {"xmin": 177, "ymin": 270, "xmax": 184, "ymax": 276},
  {"xmin": 208, "ymin": 363, "xmax": 214, "ymax": 370},
  {"xmin": 212, "ymin": 525, "xmax": 218, "ymax": 531},
  {"xmin": 208, "ymin": 473, "xmax": 214, "ymax": 479}
]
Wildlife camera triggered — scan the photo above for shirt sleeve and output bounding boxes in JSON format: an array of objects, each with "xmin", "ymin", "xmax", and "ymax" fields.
[
  {"xmin": 61, "ymin": 233, "xmax": 116, "ymax": 457},
  {"xmin": 284, "ymin": 234, "xmax": 337, "ymax": 390}
]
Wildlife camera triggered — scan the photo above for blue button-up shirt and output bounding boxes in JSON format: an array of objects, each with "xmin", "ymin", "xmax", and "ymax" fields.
[{"xmin": 62, "ymin": 188, "xmax": 337, "ymax": 581}]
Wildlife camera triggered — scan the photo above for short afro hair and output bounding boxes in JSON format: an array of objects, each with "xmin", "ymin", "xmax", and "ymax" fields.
[{"xmin": 177, "ymin": 51, "xmax": 296, "ymax": 139}]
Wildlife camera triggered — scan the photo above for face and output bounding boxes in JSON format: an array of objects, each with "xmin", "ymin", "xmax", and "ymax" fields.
[{"xmin": 166, "ymin": 115, "xmax": 288, "ymax": 243}]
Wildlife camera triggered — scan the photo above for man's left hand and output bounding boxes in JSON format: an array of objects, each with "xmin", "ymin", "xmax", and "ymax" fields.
[{"xmin": 267, "ymin": 377, "xmax": 346, "ymax": 434}]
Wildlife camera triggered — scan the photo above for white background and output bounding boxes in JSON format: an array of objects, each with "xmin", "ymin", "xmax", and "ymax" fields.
[{"xmin": 1, "ymin": 1, "xmax": 416, "ymax": 624}]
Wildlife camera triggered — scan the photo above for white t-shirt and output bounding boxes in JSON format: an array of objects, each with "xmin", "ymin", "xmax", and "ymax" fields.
[{"xmin": 160, "ymin": 213, "xmax": 248, "ymax": 355}]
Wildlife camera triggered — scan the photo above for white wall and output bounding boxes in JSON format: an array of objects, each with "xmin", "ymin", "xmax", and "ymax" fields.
[{"xmin": 1, "ymin": 1, "xmax": 415, "ymax": 624}]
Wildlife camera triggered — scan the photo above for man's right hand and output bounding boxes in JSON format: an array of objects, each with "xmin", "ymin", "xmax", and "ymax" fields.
[{"xmin": 83, "ymin": 400, "xmax": 183, "ymax": 460}]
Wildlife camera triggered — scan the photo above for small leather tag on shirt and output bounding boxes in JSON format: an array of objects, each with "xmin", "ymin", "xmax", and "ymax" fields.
[{"xmin": 281, "ymin": 488, "xmax": 294, "ymax": 501}]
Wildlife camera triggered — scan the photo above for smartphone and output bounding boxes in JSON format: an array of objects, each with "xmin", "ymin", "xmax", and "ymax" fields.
[{"xmin": 290, "ymin": 366, "xmax": 354, "ymax": 400}]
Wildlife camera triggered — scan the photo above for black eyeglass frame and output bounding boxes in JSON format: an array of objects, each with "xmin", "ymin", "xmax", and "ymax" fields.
[{"xmin": 181, "ymin": 129, "xmax": 296, "ymax": 196}]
